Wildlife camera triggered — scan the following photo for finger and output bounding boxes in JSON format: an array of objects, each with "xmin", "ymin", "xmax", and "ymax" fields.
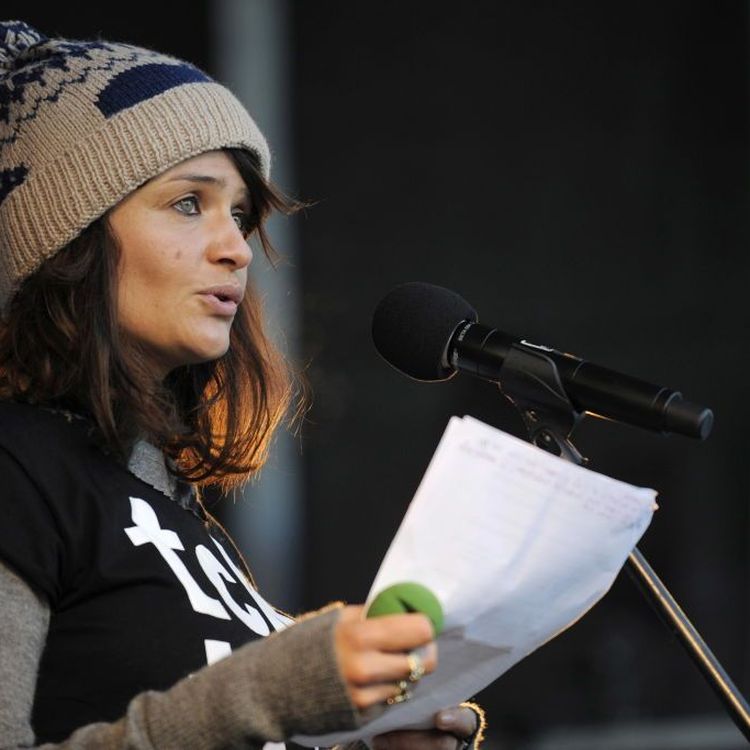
[
  {"xmin": 349, "ymin": 681, "xmax": 410, "ymax": 710},
  {"xmin": 373, "ymin": 729, "xmax": 460, "ymax": 750},
  {"xmin": 343, "ymin": 612, "xmax": 436, "ymax": 651},
  {"xmin": 338, "ymin": 604, "xmax": 366, "ymax": 623},
  {"xmin": 343, "ymin": 644, "xmax": 438, "ymax": 685},
  {"xmin": 435, "ymin": 706, "xmax": 478, "ymax": 739},
  {"xmin": 413, "ymin": 642, "xmax": 438, "ymax": 675}
]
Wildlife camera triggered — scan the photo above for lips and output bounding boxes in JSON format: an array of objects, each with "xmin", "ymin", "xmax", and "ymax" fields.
[
  {"xmin": 198, "ymin": 284, "xmax": 244, "ymax": 316},
  {"xmin": 200, "ymin": 284, "xmax": 244, "ymax": 304}
]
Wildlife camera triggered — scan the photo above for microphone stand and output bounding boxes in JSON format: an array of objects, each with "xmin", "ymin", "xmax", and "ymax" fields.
[{"xmin": 497, "ymin": 343, "xmax": 750, "ymax": 742}]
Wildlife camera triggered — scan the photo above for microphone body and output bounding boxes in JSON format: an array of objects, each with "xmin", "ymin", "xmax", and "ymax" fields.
[
  {"xmin": 450, "ymin": 321, "xmax": 710, "ymax": 439},
  {"xmin": 371, "ymin": 282, "xmax": 713, "ymax": 440}
]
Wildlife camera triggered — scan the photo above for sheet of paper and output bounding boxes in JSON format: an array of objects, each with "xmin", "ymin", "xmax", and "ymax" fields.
[{"xmin": 294, "ymin": 416, "xmax": 656, "ymax": 746}]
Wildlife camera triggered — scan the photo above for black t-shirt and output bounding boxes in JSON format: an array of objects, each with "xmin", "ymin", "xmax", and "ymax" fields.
[{"xmin": 0, "ymin": 401, "xmax": 289, "ymax": 743}]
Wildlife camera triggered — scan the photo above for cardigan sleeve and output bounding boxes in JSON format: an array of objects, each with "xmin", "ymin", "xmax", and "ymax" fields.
[
  {"xmin": 0, "ymin": 560, "xmax": 49, "ymax": 748},
  {"xmin": 0, "ymin": 558, "xmax": 360, "ymax": 750}
]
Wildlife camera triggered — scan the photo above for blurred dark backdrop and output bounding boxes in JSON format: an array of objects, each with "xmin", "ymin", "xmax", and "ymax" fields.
[
  {"xmin": 5, "ymin": 1, "xmax": 749, "ymax": 746},
  {"xmin": 292, "ymin": 2, "xmax": 749, "ymax": 744}
]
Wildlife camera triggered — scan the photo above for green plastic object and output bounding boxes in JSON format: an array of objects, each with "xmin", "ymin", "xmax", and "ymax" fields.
[{"xmin": 366, "ymin": 581, "xmax": 444, "ymax": 636}]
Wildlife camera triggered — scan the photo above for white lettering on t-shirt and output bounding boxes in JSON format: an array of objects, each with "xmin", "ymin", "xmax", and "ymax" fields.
[
  {"xmin": 210, "ymin": 537, "xmax": 293, "ymax": 631},
  {"xmin": 195, "ymin": 544, "xmax": 270, "ymax": 636},
  {"xmin": 124, "ymin": 496, "xmax": 229, "ymax": 620},
  {"xmin": 204, "ymin": 639, "xmax": 233, "ymax": 664}
]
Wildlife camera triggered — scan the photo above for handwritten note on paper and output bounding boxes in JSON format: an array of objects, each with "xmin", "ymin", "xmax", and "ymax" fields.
[{"xmin": 294, "ymin": 416, "xmax": 656, "ymax": 747}]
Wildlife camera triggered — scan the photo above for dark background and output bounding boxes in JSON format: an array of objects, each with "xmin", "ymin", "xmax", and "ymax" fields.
[
  {"xmin": 293, "ymin": 2, "xmax": 749, "ymax": 743},
  {"xmin": 7, "ymin": 2, "xmax": 749, "ymax": 746}
]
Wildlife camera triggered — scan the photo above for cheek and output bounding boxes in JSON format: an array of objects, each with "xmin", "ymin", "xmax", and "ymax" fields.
[{"xmin": 117, "ymin": 237, "xmax": 184, "ymax": 330}]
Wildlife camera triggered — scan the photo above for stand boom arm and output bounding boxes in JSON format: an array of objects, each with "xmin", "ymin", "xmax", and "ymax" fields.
[{"xmin": 626, "ymin": 548, "xmax": 750, "ymax": 740}]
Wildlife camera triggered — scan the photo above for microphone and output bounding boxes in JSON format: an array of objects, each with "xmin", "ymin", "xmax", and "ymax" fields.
[{"xmin": 372, "ymin": 282, "xmax": 714, "ymax": 440}]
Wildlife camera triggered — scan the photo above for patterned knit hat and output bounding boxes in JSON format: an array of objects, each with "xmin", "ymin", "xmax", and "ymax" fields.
[{"xmin": 0, "ymin": 21, "xmax": 271, "ymax": 310}]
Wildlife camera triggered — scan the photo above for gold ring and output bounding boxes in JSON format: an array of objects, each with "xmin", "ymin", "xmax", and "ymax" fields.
[
  {"xmin": 406, "ymin": 650, "xmax": 425, "ymax": 683},
  {"xmin": 387, "ymin": 679, "xmax": 412, "ymax": 705}
]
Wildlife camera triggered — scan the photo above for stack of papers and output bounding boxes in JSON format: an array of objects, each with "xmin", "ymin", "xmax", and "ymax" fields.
[{"xmin": 295, "ymin": 416, "xmax": 656, "ymax": 746}]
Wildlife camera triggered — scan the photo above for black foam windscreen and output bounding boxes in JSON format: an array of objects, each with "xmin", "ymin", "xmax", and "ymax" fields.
[{"xmin": 371, "ymin": 282, "xmax": 478, "ymax": 381}]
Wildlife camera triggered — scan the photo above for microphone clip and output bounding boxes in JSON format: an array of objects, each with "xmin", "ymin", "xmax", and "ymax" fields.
[{"xmin": 499, "ymin": 343, "xmax": 588, "ymax": 465}]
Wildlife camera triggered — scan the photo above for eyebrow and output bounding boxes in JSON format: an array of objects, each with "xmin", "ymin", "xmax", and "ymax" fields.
[
  {"xmin": 165, "ymin": 173, "xmax": 250, "ymax": 201},
  {"xmin": 167, "ymin": 173, "xmax": 226, "ymax": 186}
]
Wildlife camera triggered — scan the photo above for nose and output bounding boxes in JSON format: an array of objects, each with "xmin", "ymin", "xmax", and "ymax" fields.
[{"xmin": 209, "ymin": 214, "xmax": 253, "ymax": 270}]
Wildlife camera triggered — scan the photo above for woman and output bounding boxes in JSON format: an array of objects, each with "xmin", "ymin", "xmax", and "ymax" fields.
[{"xmin": 0, "ymin": 21, "xmax": 484, "ymax": 749}]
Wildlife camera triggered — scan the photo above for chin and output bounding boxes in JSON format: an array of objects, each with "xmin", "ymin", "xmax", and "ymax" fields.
[
  {"xmin": 194, "ymin": 343, "xmax": 231, "ymax": 364},
  {"xmin": 200, "ymin": 339, "xmax": 229, "ymax": 362},
  {"xmin": 174, "ymin": 336, "xmax": 231, "ymax": 368},
  {"xmin": 133, "ymin": 331, "xmax": 232, "ymax": 378},
  {"xmin": 189, "ymin": 323, "xmax": 233, "ymax": 360}
]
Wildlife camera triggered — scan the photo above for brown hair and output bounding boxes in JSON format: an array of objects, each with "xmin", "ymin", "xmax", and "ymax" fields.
[{"xmin": 0, "ymin": 148, "xmax": 301, "ymax": 491}]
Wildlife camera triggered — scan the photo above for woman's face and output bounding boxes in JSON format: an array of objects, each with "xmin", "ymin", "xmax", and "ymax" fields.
[{"xmin": 108, "ymin": 151, "xmax": 254, "ymax": 379}]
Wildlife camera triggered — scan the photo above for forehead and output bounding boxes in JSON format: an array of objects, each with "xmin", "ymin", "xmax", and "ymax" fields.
[{"xmin": 152, "ymin": 150, "xmax": 245, "ymax": 188}]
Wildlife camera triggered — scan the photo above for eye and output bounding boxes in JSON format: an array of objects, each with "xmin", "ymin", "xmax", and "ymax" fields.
[
  {"xmin": 232, "ymin": 210, "xmax": 255, "ymax": 239},
  {"xmin": 173, "ymin": 196, "xmax": 200, "ymax": 216}
]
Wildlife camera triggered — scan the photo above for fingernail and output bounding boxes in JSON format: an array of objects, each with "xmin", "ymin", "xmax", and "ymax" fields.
[{"xmin": 438, "ymin": 710, "xmax": 456, "ymax": 728}]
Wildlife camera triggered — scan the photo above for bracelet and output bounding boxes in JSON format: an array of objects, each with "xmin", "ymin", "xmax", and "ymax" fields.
[{"xmin": 458, "ymin": 700, "xmax": 487, "ymax": 750}]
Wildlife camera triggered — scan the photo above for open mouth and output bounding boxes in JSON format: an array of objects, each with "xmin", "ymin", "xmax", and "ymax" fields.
[
  {"xmin": 199, "ymin": 285, "xmax": 243, "ymax": 308},
  {"xmin": 199, "ymin": 293, "xmax": 239, "ymax": 316}
]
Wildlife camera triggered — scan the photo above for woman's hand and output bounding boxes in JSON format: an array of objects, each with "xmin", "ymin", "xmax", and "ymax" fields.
[
  {"xmin": 372, "ymin": 705, "xmax": 480, "ymax": 750},
  {"xmin": 334, "ymin": 605, "xmax": 437, "ymax": 709}
]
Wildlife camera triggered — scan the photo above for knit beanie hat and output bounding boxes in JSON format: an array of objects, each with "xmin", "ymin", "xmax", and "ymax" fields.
[{"xmin": 0, "ymin": 21, "xmax": 271, "ymax": 311}]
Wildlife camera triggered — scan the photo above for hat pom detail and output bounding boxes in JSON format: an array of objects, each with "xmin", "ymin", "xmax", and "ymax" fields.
[{"xmin": 0, "ymin": 21, "xmax": 47, "ymax": 73}]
